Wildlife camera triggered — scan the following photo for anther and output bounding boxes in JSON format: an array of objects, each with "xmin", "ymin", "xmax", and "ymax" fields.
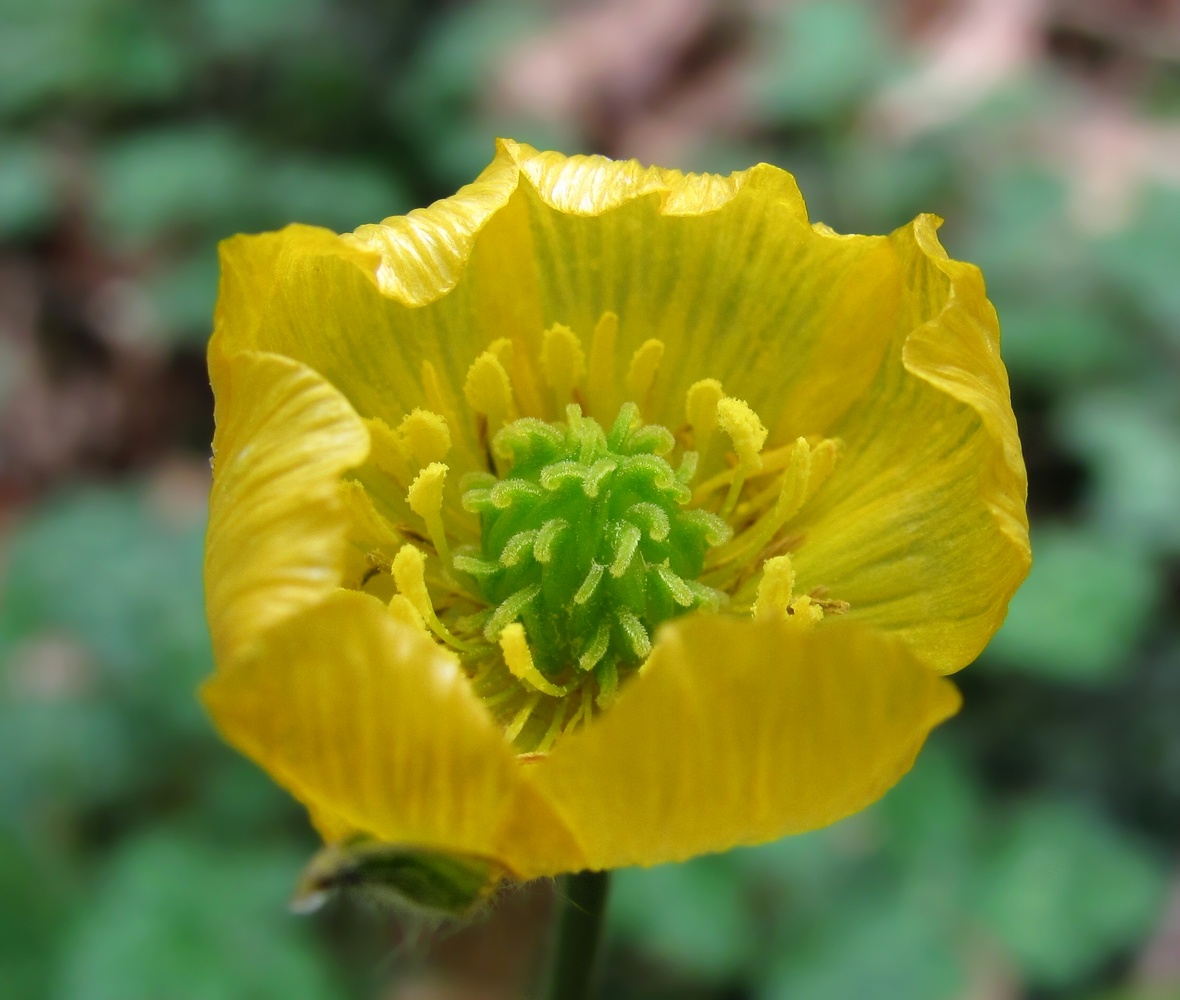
[
  {"xmin": 587, "ymin": 312, "xmax": 619, "ymax": 419},
  {"xmin": 500, "ymin": 622, "xmax": 570, "ymax": 697},
  {"xmin": 406, "ymin": 462, "xmax": 451, "ymax": 564},
  {"xmin": 711, "ymin": 437, "xmax": 811, "ymax": 568},
  {"xmin": 388, "ymin": 593, "xmax": 428, "ymax": 634},
  {"xmin": 686, "ymin": 378, "xmax": 724, "ymax": 454},
  {"xmin": 464, "ymin": 351, "xmax": 517, "ymax": 432},
  {"xmin": 752, "ymin": 555, "xmax": 796, "ymax": 621},
  {"xmin": 487, "ymin": 337, "xmax": 514, "ymax": 370},
  {"xmin": 391, "ymin": 544, "xmax": 474, "ymax": 651},
  {"xmin": 716, "ymin": 396, "xmax": 768, "ymax": 517},
  {"xmin": 541, "ymin": 323, "xmax": 586, "ymax": 407},
  {"xmin": 625, "ymin": 338, "xmax": 665, "ymax": 409},
  {"xmin": 785, "ymin": 595, "xmax": 824, "ymax": 632},
  {"xmin": 397, "ymin": 409, "xmax": 451, "ymax": 467}
]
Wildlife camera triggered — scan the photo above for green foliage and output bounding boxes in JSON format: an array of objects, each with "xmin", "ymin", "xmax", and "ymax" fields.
[
  {"xmin": 986, "ymin": 525, "xmax": 1159, "ymax": 681},
  {"xmin": 0, "ymin": 137, "xmax": 54, "ymax": 237},
  {"xmin": 751, "ymin": 1, "xmax": 889, "ymax": 125},
  {"xmin": 972, "ymin": 801, "xmax": 1166, "ymax": 988},
  {"xmin": 2, "ymin": 0, "xmax": 1179, "ymax": 997},
  {"xmin": 55, "ymin": 832, "xmax": 341, "ymax": 1000}
]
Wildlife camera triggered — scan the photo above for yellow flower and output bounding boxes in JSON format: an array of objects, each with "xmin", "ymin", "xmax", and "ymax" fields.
[{"xmin": 202, "ymin": 140, "xmax": 1029, "ymax": 902}]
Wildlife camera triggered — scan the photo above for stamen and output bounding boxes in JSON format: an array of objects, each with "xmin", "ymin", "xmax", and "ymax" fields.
[
  {"xmin": 505, "ymin": 690, "xmax": 543, "ymax": 743},
  {"xmin": 625, "ymin": 338, "xmax": 665, "ymax": 409},
  {"xmin": 716, "ymin": 397, "xmax": 768, "ymax": 517},
  {"xmin": 388, "ymin": 593, "xmax": 427, "ymax": 634},
  {"xmin": 752, "ymin": 555, "xmax": 796, "ymax": 621},
  {"xmin": 686, "ymin": 378, "xmax": 724, "ymax": 454},
  {"xmin": 397, "ymin": 409, "xmax": 451, "ymax": 467},
  {"xmin": 711, "ymin": 437, "xmax": 812, "ymax": 569},
  {"xmin": 391, "ymin": 544, "xmax": 476, "ymax": 651},
  {"xmin": 536, "ymin": 697, "xmax": 568, "ymax": 753},
  {"xmin": 540, "ymin": 323, "xmax": 586, "ymax": 407},
  {"xmin": 499, "ymin": 623, "xmax": 571, "ymax": 697},
  {"xmin": 786, "ymin": 594, "xmax": 824, "ymax": 632},
  {"xmin": 487, "ymin": 337, "xmax": 514, "ymax": 370},
  {"xmin": 421, "ymin": 361, "xmax": 462, "ymax": 444},
  {"xmin": 464, "ymin": 351, "xmax": 517, "ymax": 432},
  {"xmin": 406, "ymin": 462, "xmax": 451, "ymax": 564},
  {"xmin": 586, "ymin": 312, "xmax": 619, "ymax": 419},
  {"xmin": 364, "ymin": 417, "xmax": 413, "ymax": 483}
]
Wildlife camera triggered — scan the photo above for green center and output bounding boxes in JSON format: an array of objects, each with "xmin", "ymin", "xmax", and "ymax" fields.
[{"xmin": 456, "ymin": 404, "xmax": 729, "ymax": 686}]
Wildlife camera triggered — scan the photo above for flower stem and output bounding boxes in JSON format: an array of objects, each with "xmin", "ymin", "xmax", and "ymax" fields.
[{"xmin": 542, "ymin": 870, "xmax": 611, "ymax": 1000}]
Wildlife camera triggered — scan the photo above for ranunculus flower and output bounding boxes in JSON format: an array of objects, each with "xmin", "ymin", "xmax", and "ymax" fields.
[{"xmin": 202, "ymin": 140, "xmax": 1029, "ymax": 903}]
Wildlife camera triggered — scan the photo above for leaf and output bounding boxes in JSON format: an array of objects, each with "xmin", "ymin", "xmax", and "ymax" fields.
[
  {"xmin": 55, "ymin": 832, "xmax": 341, "ymax": 1000},
  {"xmin": 610, "ymin": 855, "xmax": 757, "ymax": 981},
  {"xmin": 971, "ymin": 800, "xmax": 1167, "ymax": 988},
  {"xmin": 761, "ymin": 887, "xmax": 965, "ymax": 1000},
  {"xmin": 0, "ymin": 485, "xmax": 213, "ymax": 823},
  {"xmin": 751, "ymin": 0, "xmax": 889, "ymax": 126},
  {"xmin": 95, "ymin": 127, "xmax": 258, "ymax": 247},
  {"xmin": 1060, "ymin": 390, "xmax": 1180, "ymax": 555},
  {"xmin": 0, "ymin": 138, "xmax": 54, "ymax": 237},
  {"xmin": 985, "ymin": 525, "xmax": 1159, "ymax": 682}
]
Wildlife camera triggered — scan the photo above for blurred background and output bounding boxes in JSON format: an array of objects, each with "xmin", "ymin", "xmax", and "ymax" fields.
[{"xmin": 1, "ymin": 0, "xmax": 1179, "ymax": 997}]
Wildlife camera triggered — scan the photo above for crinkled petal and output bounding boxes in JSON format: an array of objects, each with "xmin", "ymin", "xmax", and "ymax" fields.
[
  {"xmin": 203, "ymin": 590, "xmax": 554, "ymax": 866},
  {"xmin": 510, "ymin": 614, "xmax": 960, "ymax": 876},
  {"xmin": 790, "ymin": 216, "xmax": 1031, "ymax": 673},
  {"xmin": 208, "ymin": 141, "xmax": 906, "ymax": 459},
  {"xmin": 205, "ymin": 348, "xmax": 369, "ymax": 666}
]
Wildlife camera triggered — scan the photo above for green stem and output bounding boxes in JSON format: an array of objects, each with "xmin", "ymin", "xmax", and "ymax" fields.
[{"xmin": 541, "ymin": 870, "xmax": 611, "ymax": 1000}]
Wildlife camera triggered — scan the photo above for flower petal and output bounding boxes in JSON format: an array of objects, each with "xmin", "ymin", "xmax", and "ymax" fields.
[
  {"xmin": 208, "ymin": 142, "xmax": 905, "ymax": 452},
  {"xmin": 790, "ymin": 216, "xmax": 1031, "ymax": 674},
  {"xmin": 205, "ymin": 349, "xmax": 369, "ymax": 666},
  {"xmin": 203, "ymin": 590, "xmax": 539, "ymax": 864},
  {"xmin": 512, "ymin": 614, "xmax": 960, "ymax": 876}
]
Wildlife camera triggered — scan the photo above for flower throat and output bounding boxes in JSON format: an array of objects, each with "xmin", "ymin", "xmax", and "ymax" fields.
[{"xmin": 457, "ymin": 403, "xmax": 729, "ymax": 704}]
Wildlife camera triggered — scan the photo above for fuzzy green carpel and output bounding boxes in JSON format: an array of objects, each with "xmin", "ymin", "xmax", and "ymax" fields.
[{"xmin": 457, "ymin": 404, "xmax": 730, "ymax": 690}]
